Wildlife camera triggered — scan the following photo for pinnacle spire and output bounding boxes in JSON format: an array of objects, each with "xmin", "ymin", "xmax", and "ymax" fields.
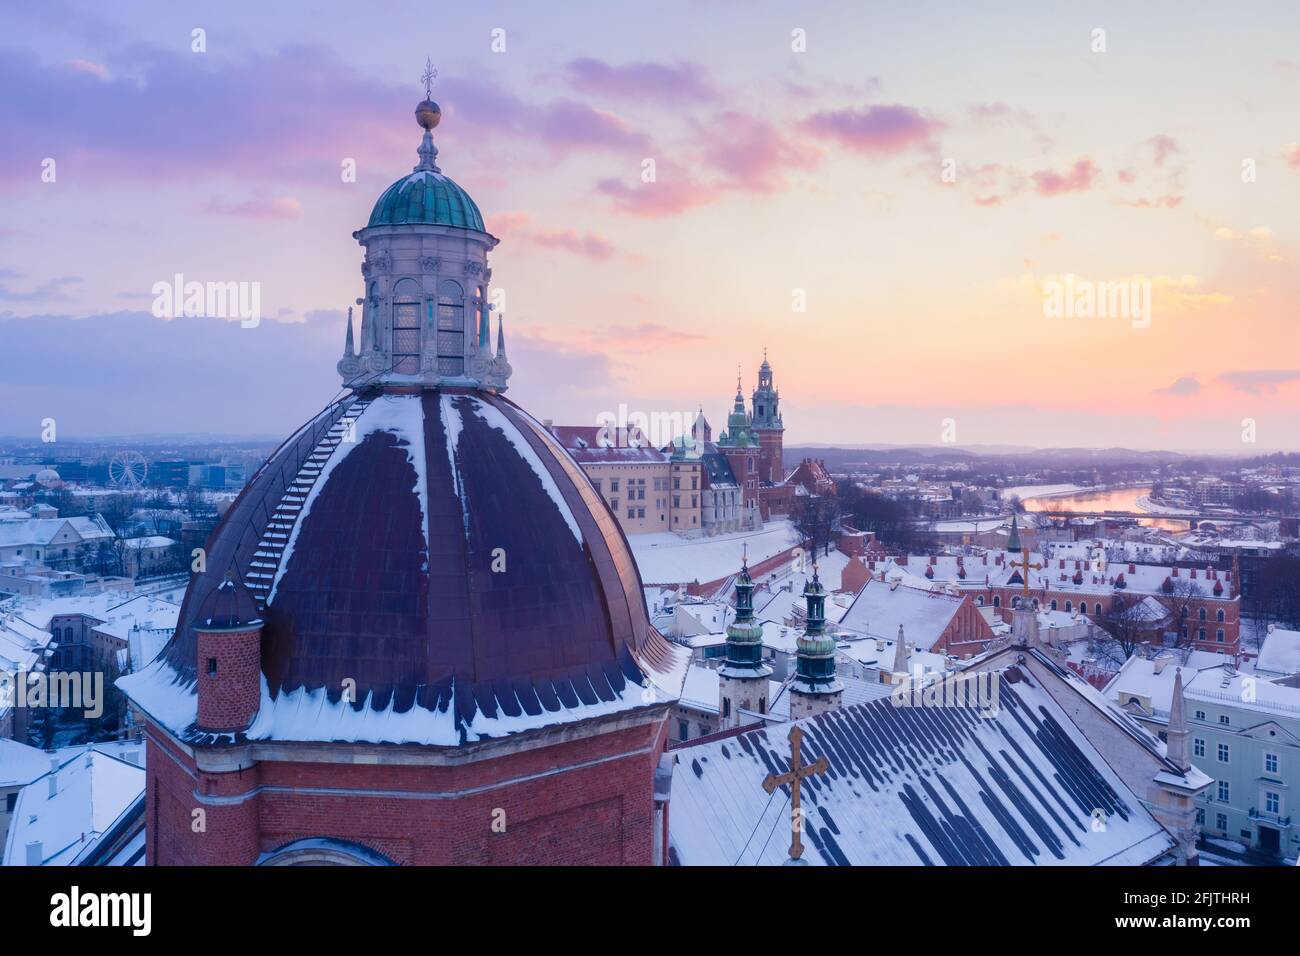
[
  {"xmin": 893, "ymin": 624, "xmax": 908, "ymax": 674},
  {"xmin": 496, "ymin": 314, "xmax": 507, "ymax": 356},
  {"xmin": 1006, "ymin": 514, "xmax": 1022, "ymax": 553},
  {"xmin": 344, "ymin": 306, "xmax": 355, "ymax": 357},
  {"xmin": 1166, "ymin": 666, "xmax": 1191, "ymax": 771}
]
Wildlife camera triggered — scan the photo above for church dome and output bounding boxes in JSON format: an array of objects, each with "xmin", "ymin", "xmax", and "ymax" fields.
[
  {"xmin": 367, "ymin": 170, "xmax": 485, "ymax": 231},
  {"xmin": 131, "ymin": 388, "xmax": 678, "ymax": 746}
]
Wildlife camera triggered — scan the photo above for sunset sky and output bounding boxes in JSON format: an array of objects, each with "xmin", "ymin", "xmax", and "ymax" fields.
[{"xmin": 2, "ymin": 1, "xmax": 1299, "ymax": 451}]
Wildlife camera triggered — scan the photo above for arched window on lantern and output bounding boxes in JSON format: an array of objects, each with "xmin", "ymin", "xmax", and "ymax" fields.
[
  {"xmin": 436, "ymin": 279, "xmax": 465, "ymax": 376},
  {"xmin": 391, "ymin": 278, "xmax": 421, "ymax": 374}
]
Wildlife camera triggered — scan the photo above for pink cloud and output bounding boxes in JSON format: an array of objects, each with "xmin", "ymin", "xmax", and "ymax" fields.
[
  {"xmin": 489, "ymin": 210, "xmax": 624, "ymax": 260},
  {"xmin": 601, "ymin": 322, "xmax": 707, "ymax": 347},
  {"xmin": 1284, "ymin": 144, "xmax": 1300, "ymax": 169},
  {"xmin": 695, "ymin": 111, "xmax": 821, "ymax": 192},
  {"xmin": 799, "ymin": 104, "xmax": 944, "ymax": 155},
  {"xmin": 1030, "ymin": 158, "xmax": 1099, "ymax": 196},
  {"xmin": 199, "ymin": 195, "xmax": 303, "ymax": 220},
  {"xmin": 1147, "ymin": 134, "xmax": 1180, "ymax": 167},
  {"xmin": 596, "ymin": 163, "xmax": 717, "ymax": 218},
  {"xmin": 564, "ymin": 58, "xmax": 717, "ymax": 103}
]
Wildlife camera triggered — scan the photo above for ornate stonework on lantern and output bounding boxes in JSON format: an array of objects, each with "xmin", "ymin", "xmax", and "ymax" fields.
[{"xmin": 338, "ymin": 64, "xmax": 511, "ymax": 393}]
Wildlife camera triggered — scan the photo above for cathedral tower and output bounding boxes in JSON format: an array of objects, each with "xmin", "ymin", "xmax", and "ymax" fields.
[{"xmin": 751, "ymin": 351, "xmax": 784, "ymax": 484}]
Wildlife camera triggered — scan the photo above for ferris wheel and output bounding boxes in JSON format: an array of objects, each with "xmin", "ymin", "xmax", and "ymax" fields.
[{"xmin": 109, "ymin": 450, "xmax": 148, "ymax": 488}]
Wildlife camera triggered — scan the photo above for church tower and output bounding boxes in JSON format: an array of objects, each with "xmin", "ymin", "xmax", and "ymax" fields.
[
  {"xmin": 718, "ymin": 556, "xmax": 772, "ymax": 728},
  {"xmin": 788, "ymin": 565, "xmax": 844, "ymax": 719},
  {"xmin": 751, "ymin": 351, "xmax": 784, "ymax": 484}
]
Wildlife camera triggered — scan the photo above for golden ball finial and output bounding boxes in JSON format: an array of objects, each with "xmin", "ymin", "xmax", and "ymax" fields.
[{"xmin": 416, "ymin": 99, "xmax": 441, "ymax": 130}]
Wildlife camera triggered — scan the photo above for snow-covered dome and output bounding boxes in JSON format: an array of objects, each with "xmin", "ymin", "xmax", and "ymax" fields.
[
  {"xmin": 35, "ymin": 467, "xmax": 61, "ymax": 488},
  {"xmin": 129, "ymin": 388, "xmax": 678, "ymax": 746}
]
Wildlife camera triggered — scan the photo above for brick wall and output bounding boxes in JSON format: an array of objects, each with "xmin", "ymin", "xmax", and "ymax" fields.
[{"xmin": 145, "ymin": 713, "xmax": 669, "ymax": 866}]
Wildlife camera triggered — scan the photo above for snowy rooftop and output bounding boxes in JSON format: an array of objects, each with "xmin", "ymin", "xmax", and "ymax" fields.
[
  {"xmin": 2, "ymin": 749, "xmax": 144, "ymax": 866},
  {"xmin": 0, "ymin": 738, "xmax": 53, "ymax": 789},
  {"xmin": 669, "ymin": 662, "xmax": 1177, "ymax": 866},
  {"xmin": 1107, "ymin": 653, "xmax": 1300, "ymax": 724},
  {"xmin": 1255, "ymin": 627, "xmax": 1300, "ymax": 677},
  {"xmin": 837, "ymin": 578, "xmax": 965, "ymax": 652},
  {"xmin": 630, "ymin": 520, "xmax": 801, "ymax": 585}
]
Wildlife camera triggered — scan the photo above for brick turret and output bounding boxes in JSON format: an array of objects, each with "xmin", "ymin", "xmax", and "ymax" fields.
[{"xmin": 194, "ymin": 574, "xmax": 264, "ymax": 733}]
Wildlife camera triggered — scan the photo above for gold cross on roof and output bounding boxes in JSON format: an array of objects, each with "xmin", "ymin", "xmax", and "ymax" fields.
[
  {"xmin": 761, "ymin": 724, "xmax": 829, "ymax": 861},
  {"xmin": 1009, "ymin": 546, "xmax": 1043, "ymax": 597}
]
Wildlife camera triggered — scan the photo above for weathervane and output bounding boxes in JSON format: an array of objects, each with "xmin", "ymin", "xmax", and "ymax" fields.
[{"xmin": 421, "ymin": 58, "xmax": 437, "ymax": 99}]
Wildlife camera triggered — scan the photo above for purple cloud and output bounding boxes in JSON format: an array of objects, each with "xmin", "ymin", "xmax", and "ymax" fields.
[
  {"xmin": 695, "ymin": 111, "xmax": 821, "ymax": 192},
  {"xmin": 0, "ymin": 44, "xmax": 648, "ymax": 189},
  {"xmin": 799, "ymin": 104, "xmax": 944, "ymax": 155},
  {"xmin": 1218, "ymin": 370, "xmax": 1300, "ymax": 395},
  {"xmin": 1156, "ymin": 375, "xmax": 1201, "ymax": 396},
  {"xmin": 1031, "ymin": 159, "xmax": 1099, "ymax": 196},
  {"xmin": 564, "ymin": 58, "xmax": 717, "ymax": 102}
]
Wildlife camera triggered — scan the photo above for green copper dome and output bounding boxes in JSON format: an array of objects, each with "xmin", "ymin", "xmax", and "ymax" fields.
[{"xmin": 368, "ymin": 170, "xmax": 485, "ymax": 231}]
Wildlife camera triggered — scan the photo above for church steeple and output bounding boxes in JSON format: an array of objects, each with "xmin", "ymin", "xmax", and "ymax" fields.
[
  {"xmin": 718, "ymin": 553, "xmax": 773, "ymax": 728},
  {"xmin": 1006, "ymin": 515, "xmax": 1022, "ymax": 553},
  {"xmin": 789, "ymin": 564, "xmax": 844, "ymax": 718}
]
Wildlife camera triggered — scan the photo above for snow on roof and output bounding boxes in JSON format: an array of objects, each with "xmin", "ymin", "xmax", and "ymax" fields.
[
  {"xmin": 2, "ymin": 749, "xmax": 145, "ymax": 866},
  {"xmin": 547, "ymin": 425, "xmax": 668, "ymax": 464},
  {"xmin": 1255, "ymin": 628, "xmax": 1300, "ymax": 677},
  {"xmin": 87, "ymin": 594, "xmax": 180, "ymax": 644},
  {"xmin": 1107, "ymin": 651, "xmax": 1300, "ymax": 724},
  {"xmin": 0, "ymin": 516, "xmax": 114, "ymax": 548},
  {"xmin": 0, "ymin": 738, "xmax": 52, "ymax": 788},
  {"xmin": 838, "ymin": 578, "xmax": 964, "ymax": 652},
  {"xmin": 271, "ymin": 394, "xmax": 433, "ymax": 600},
  {"xmin": 119, "ymin": 633, "xmax": 692, "ymax": 748},
  {"xmin": 5, "ymin": 590, "xmax": 137, "ymax": 631},
  {"xmin": 631, "ymin": 520, "xmax": 800, "ymax": 585},
  {"xmin": 121, "ymin": 535, "xmax": 177, "ymax": 549},
  {"xmin": 835, "ymin": 635, "xmax": 949, "ymax": 676},
  {"xmin": 669, "ymin": 663, "xmax": 1176, "ymax": 866}
]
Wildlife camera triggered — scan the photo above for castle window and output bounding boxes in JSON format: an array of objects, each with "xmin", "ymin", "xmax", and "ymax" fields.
[
  {"xmin": 1216, "ymin": 609, "xmax": 1225, "ymax": 623},
  {"xmin": 436, "ymin": 279, "xmax": 465, "ymax": 375},
  {"xmin": 207, "ymin": 657, "xmax": 218, "ymax": 676}
]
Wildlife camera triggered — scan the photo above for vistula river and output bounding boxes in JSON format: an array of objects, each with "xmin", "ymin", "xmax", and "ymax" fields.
[{"xmin": 1021, "ymin": 486, "xmax": 1191, "ymax": 532}]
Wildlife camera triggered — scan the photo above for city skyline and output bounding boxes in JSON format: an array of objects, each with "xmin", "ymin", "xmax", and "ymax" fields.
[{"xmin": 3, "ymin": 1, "xmax": 1300, "ymax": 450}]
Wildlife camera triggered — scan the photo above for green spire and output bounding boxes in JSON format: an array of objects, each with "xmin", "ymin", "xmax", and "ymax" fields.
[
  {"xmin": 795, "ymin": 565, "xmax": 837, "ymax": 687},
  {"xmin": 1006, "ymin": 515, "xmax": 1022, "ymax": 553},
  {"xmin": 723, "ymin": 553, "xmax": 768, "ymax": 673}
]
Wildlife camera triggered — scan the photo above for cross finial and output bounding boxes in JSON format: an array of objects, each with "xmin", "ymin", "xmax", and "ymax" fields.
[
  {"xmin": 761, "ymin": 724, "xmax": 829, "ymax": 861},
  {"xmin": 421, "ymin": 58, "xmax": 437, "ymax": 99},
  {"xmin": 1009, "ymin": 546, "xmax": 1043, "ymax": 598}
]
